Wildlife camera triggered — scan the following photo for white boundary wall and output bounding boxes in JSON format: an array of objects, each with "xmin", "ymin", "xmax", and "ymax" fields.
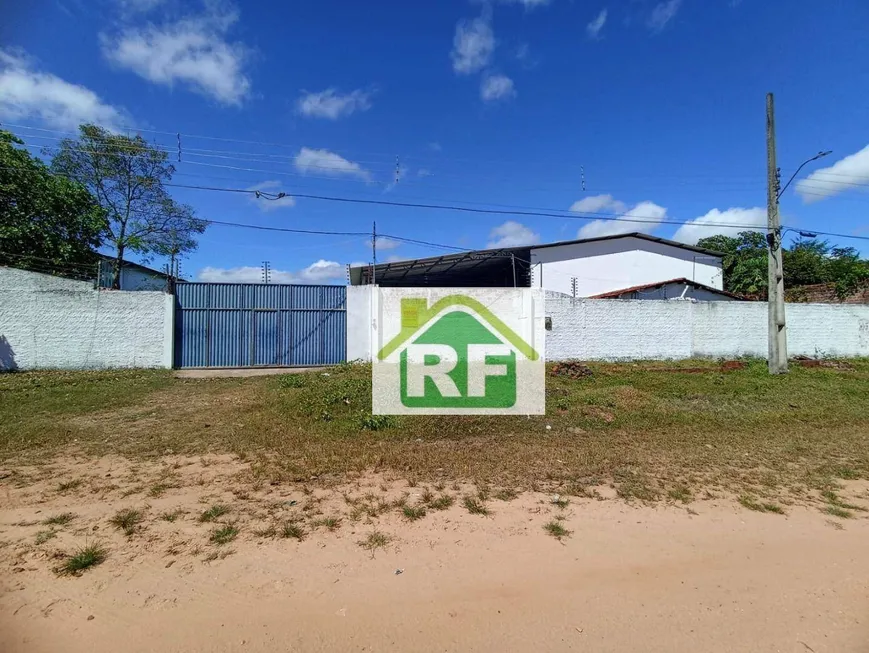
[
  {"xmin": 0, "ymin": 267, "xmax": 173, "ymax": 370},
  {"xmin": 347, "ymin": 287, "xmax": 869, "ymax": 361}
]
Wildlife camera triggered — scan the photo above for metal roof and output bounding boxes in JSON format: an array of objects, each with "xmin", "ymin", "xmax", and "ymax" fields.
[
  {"xmin": 349, "ymin": 232, "xmax": 723, "ymax": 287},
  {"xmin": 589, "ymin": 277, "xmax": 746, "ymax": 300}
]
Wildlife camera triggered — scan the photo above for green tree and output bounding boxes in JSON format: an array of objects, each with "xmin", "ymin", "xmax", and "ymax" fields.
[
  {"xmin": 697, "ymin": 231, "xmax": 768, "ymax": 296},
  {"xmin": 826, "ymin": 246, "xmax": 869, "ymax": 298},
  {"xmin": 0, "ymin": 130, "xmax": 105, "ymax": 271},
  {"xmin": 783, "ymin": 237, "xmax": 829, "ymax": 287},
  {"xmin": 51, "ymin": 125, "xmax": 206, "ymax": 288}
]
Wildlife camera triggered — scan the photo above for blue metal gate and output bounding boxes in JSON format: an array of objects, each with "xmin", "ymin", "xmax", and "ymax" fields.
[{"xmin": 174, "ymin": 283, "xmax": 346, "ymax": 368}]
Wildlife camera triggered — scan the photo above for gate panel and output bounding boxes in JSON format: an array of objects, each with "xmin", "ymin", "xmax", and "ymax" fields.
[{"xmin": 174, "ymin": 282, "xmax": 346, "ymax": 368}]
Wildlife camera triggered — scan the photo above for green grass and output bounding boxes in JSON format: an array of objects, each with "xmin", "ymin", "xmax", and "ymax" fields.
[
  {"xmin": 820, "ymin": 489, "xmax": 866, "ymax": 518},
  {"xmin": 544, "ymin": 521, "xmax": 571, "ymax": 540},
  {"xmin": 402, "ymin": 505, "xmax": 427, "ymax": 521},
  {"xmin": 280, "ymin": 522, "xmax": 305, "ymax": 540},
  {"xmin": 463, "ymin": 496, "xmax": 490, "ymax": 516},
  {"xmin": 160, "ymin": 510, "xmax": 183, "ymax": 522},
  {"xmin": 823, "ymin": 505, "xmax": 854, "ymax": 519},
  {"xmin": 738, "ymin": 495, "xmax": 786, "ymax": 514},
  {"xmin": 313, "ymin": 516, "xmax": 342, "ymax": 531},
  {"xmin": 109, "ymin": 508, "xmax": 144, "ymax": 534},
  {"xmin": 35, "ymin": 529, "xmax": 57, "ymax": 544},
  {"xmin": 552, "ymin": 496, "xmax": 570, "ymax": 509},
  {"xmin": 358, "ymin": 530, "xmax": 391, "ymax": 553},
  {"xmin": 668, "ymin": 485, "xmax": 694, "ymax": 504},
  {"xmin": 199, "ymin": 505, "xmax": 230, "ymax": 523},
  {"xmin": 43, "ymin": 512, "xmax": 76, "ymax": 526},
  {"xmin": 59, "ymin": 543, "xmax": 107, "ymax": 575},
  {"xmin": 428, "ymin": 494, "xmax": 455, "ymax": 511},
  {"xmin": 210, "ymin": 525, "xmax": 239, "ymax": 545},
  {"xmin": 3, "ymin": 362, "xmax": 869, "ymax": 501},
  {"xmin": 494, "ymin": 489, "xmax": 519, "ymax": 501}
]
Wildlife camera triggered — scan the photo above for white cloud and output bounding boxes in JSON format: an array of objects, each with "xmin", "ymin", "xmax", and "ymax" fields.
[
  {"xmin": 296, "ymin": 88, "xmax": 373, "ymax": 120},
  {"xmin": 101, "ymin": 5, "xmax": 251, "ymax": 106},
  {"xmin": 648, "ymin": 0, "xmax": 681, "ymax": 32},
  {"xmin": 796, "ymin": 145, "xmax": 869, "ymax": 203},
  {"xmin": 113, "ymin": 0, "xmax": 166, "ymax": 15},
  {"xmin": 572, "ymin": 197, "xmax": 668, "ymax": 239},
  {"xmin": 428, "ymin": 142, "xmax": 442, "ymax": 152},
  {"xmin": 245, "ymin": 180, "xmax": 295, "ymax": 212},
  {"xmin": 569, "ymin": 194, "xmax": 627, "ymax": 215},
  {"xmin": 496, "ymin": 0, "xmax": 552, "ymax": 7},
  {"xmin": 451, "ymin": 14, "xmax": 494, "ymax": 75},
  {"xmin": 198, "ymin": 259, "xmax": 345, "ymax": 284},
  {"xmin": 367, "ymin": 236, "xmax": 401, "ymax": 250},
  {"xmin": 487, "ymin": 221, "xmax": 541, "ymax": 248},
  {"xmin": 386, "ymin": 254, "xmax": 407, "ymax": 263},
  {"xmin": 293, "ymin": 147, "xmax": 370, "ymax": 180},
  {"xmin": 417, "ymin": 168, "xmax": 432, "ymax": 177},
  {"xmin": 480, "ymin": 74, "xmax": 516, "ymax": 102},
  {"xmin": 586, "ymin": 9, "xmax": 608, "ymax": 39},
  {"xmin": 0, "ymin": 49, "xmax": 127, "ymax": 131},
  {"xmin": 672, "ymin": 207, "xmax": 767, "ymax": 244}
]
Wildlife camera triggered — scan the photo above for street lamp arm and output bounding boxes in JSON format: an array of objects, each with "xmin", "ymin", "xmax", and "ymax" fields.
[{"xmin": 777, "ymin": 150, "xmax": 832, "ymax": 200}]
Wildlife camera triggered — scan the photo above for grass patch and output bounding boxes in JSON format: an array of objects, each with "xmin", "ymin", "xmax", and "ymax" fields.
[
  {"xmin": 59, "ymin": 543, "xmax": 107, "ymax": 575},
  {"xmin": 823, "ymin": 505, "xmax": 854, "ymax": 519},
  {"xmin": 463, "ymin": 496, "xmax": 490, "ymax": 516},
  {"xmin": 552, "ymin": 496, "xmax": 570, "ymax": 509},
  {"xmin": 668, "ymin": 485, "xmax": 694, "ymax": 504},
  {"xmin": 57, "ymin": 479, "xmax": 82, "ymax": 492},
  {"xmin": 5, "ymin": 363, "xmax": 869, "ymax": 503},
  {"xmin": 428, "ymin": 494, "xmax": 455, "ymax": 511},
  {"xmin": 358, "ymin": 530, "xmax": 391, "ymax": 553},
  {"xmin": 210, "ymin": 525, "xmax": 239, "ymax": 545},
  {"xmin": 160, "ymin": 510, "xmax": 183, "ymax": 522},
  {"xmin": 199, "ymin": 504, "xmax": 230, "ymax": 523},
  {"xmin": 35, "ymin": 529, "xmax": 57, "ymax": 544},
  {"xmin": 313, "ymin": 516, "xmax": 342, "ymax": 531},
  {"xmin": 494, "ymin": 488, "xmax": 519, "ymax": 501},
  {"xmin": 280, "ymin": 522, "xmax": 305, "ymax": 540},
  {"xmin": 43, "ymin": 512, "xmax": 76, "ymax": 526},
  {"xmin": 402, "ymin": 505, "xmax": 427, "ymax": 521},
  {"xmin": 109, "ymin": 508, "xmax": 144, "ymax": 534},
  {"xmin": 544, "ymin": 521, "xmax": 571, "ymax": 540},
  {"xmin": 738, "ymin": 495, "xmax": 785, "ymax": 514}
]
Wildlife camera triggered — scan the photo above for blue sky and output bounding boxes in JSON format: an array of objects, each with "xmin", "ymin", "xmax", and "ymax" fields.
[{"xmin": 2, "ymin": 0, "xmax": 868, "ymax": 283}]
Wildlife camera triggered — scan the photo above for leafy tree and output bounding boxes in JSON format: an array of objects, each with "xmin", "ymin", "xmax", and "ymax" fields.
[
  {"xmin": 51, "ymin": 125, "xmax": 206, "ymax": 288},
  {"xmin": 699, "ymin": 231, "xmax": 869, "ymax": 299},
  {"xmin": 698, "ymin": 231, "xmax": 768, "ymax": 296},
  {"xmin": 0, "ymin": 130, "xmax": 105, "ymax": 270},
  {"xmin": 783, "ymin": 237, "xmax": 829, "ymax": 287}
]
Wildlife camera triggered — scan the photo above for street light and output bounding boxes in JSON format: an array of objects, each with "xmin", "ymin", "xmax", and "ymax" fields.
[{"xmin": 777, "ymin": 150, "xmax": 832, "ymax": 200}]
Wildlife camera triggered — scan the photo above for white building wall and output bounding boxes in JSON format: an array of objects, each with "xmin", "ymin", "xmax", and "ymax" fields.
[
  {"xmin": 530, "ymin": 237, "xmax": 722, "ymax": 297},
  {"xmin": 0, "ymin": 267, "xmax": 173, "ymax": 370},
  {"xmin": 346, "ymin": 285, "xmax": 377, "ymax": 362},
  {"xmin": 604, "ymin": 282, "xmax": 737, "ymax": 301}
]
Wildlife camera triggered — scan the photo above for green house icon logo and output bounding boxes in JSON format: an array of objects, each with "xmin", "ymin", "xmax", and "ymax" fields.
[{"xmin": 378, "ymin": 295, "xmax": 539, "ymax": 409}]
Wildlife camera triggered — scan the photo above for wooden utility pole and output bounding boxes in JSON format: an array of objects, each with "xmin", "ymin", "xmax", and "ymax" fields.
[{"xmin": 766, "ymin": 93, "xmax": 788, "ymax": 374}]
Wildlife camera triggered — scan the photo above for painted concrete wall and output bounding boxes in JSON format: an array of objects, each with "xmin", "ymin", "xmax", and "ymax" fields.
[
  {"xmin": 0, "ymin": 267, "xmax": 173, "ymax": 370},
  {"xmin": 529, "ymin": 237, "xmax": 723, "ymax": 297},
  {"xmin": 545, "ymin": 292, "xmax": 869, "ymax": 361},
  {"xmin": 346, "ymin": 285, "xmax": 377, "ymax": 362}
]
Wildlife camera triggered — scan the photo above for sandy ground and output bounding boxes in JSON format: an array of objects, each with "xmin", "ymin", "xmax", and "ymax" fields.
[{"xmin": 1, "ymin": 455, "xmax": 867, "ymax": 653}]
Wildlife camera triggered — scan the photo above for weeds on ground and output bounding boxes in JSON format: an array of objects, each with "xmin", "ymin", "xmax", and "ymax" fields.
[
  {"xmin": 280, "ymin": 522, "xmax": 305, "ymax": 540},
  {"xmin": 43, "ymin": 512, "xmax": 76, "ymax": 526},
  {"xmin": 463, "ymin": 496, "xmax": 490, "ymax": 516},
  {"xmin": 402, "ymin": 505, "xmax": 427, "ymax": 521},
  {"xmin": 494, "ymin": 488, "xmax": 518, "ymax": 501},
  {"xmin": 313, "ymin": 516, "xmax": 342, "ymax": 531},
  {"xmin": 738, "ymin": 495, "xmax": 785, "ymax": 514},
  {"xmin": 428, "ymin": 494, "xmax": 454, "ymax": 511},
  {"xmin": 358, "ymin": 530, "xmax": 391, "ymax": 554},
  {"xmin": 823, "ymin": 505, "xmax": 854, "ymax": 519},
  {"xmin": 552, "ymin": 496, "xmax": 570, "ymax": 509},
  {"xmin": 57, "ymin": 479, "xmax": 82, "ymax": 493},
  {"xmin": 199, "ymin": 504, "xmax": 230, "ymax": 523},
  {"xmin": 668, "ymin": 485, "xmax": 694, "ymax": 503},
  {"xmin": 160, "ymin": 510, "xmax": 183, "ymax": 522},
  {"xmin": 544, "ymin": 520, "xmax": 571, "ymax": 540},
  {"xmin": 35, "ymin": 529, "xmax": 57, "ymax": 544},
  {"xmin": 210, "ymin": 525, "xmax": 239, "ymax": 545},
  {"xmin": 109, "ymin": 508, "xmax": 145, "ymax": 534},
  {"xmin": 59, "ymin": 543, "xmax": 107, "ymax": 575}
]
